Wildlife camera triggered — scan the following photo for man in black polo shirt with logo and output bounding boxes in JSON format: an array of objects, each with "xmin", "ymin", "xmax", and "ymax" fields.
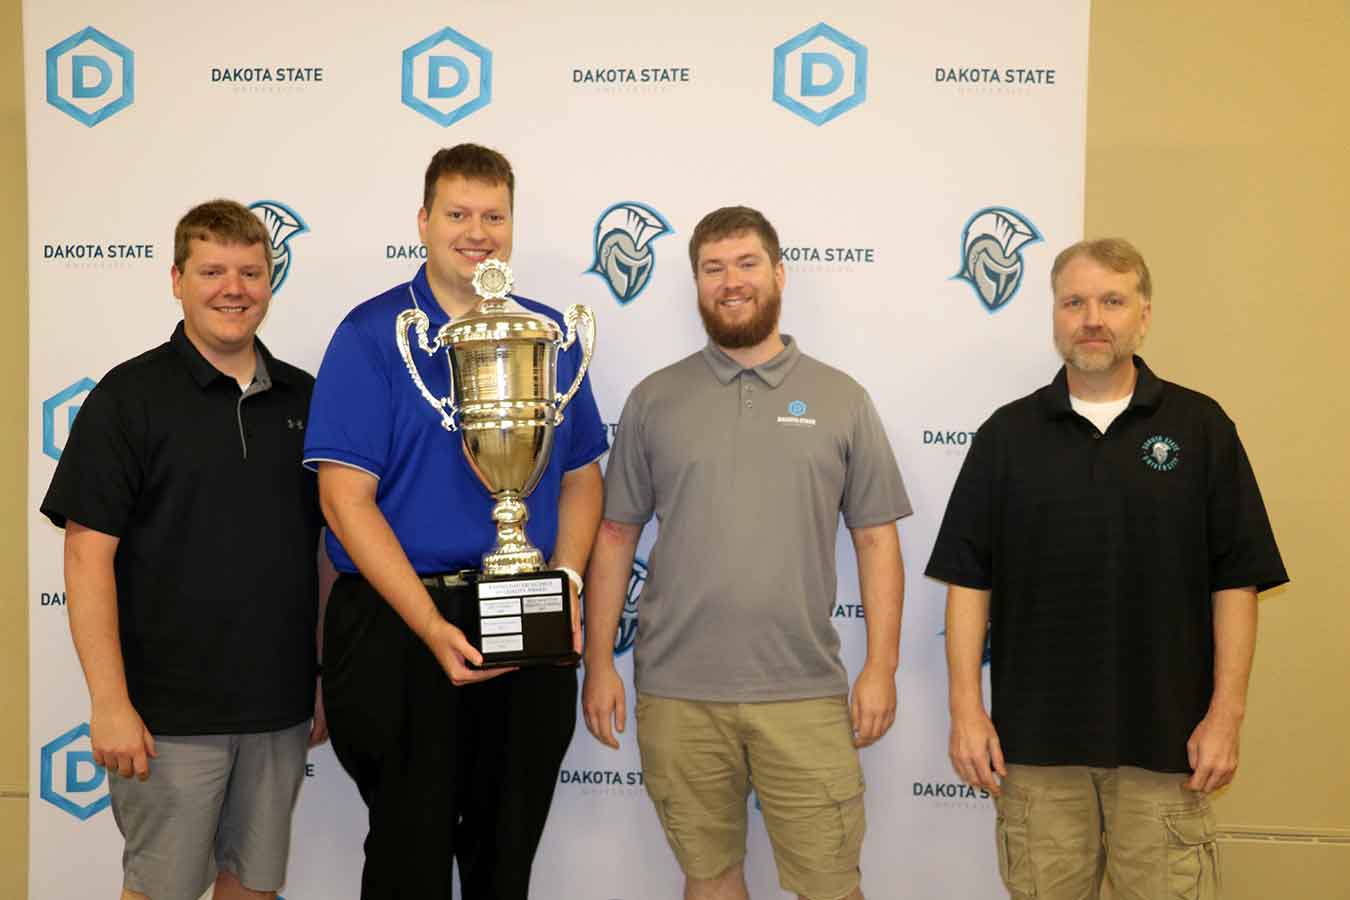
[
  {"xmin": 41, "ymin": 199, "xmax": 324, "ymax": 900},
  {"xmin": 927, "ymin": 238, "xmax": 1287, "ymax": 900}
]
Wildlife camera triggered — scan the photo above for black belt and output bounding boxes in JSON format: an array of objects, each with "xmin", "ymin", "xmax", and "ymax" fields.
[{"xmin": 419, "ymin": 570, "xmax": 478, "ymax": 590}]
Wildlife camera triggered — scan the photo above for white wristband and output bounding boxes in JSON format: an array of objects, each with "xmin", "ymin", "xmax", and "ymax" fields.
[{"xmin": 557, "ymin": 565, "xmax": 584, "ymax": 595}]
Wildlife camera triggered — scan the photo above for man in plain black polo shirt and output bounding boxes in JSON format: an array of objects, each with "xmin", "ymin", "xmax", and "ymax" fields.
[
  {"xmin": 41, "ymin": 200, "xmax": 325, "ymax": 900},
  {"xmin": 926, "ymin": 238, "xmax": 1287, "ymax": 900}
]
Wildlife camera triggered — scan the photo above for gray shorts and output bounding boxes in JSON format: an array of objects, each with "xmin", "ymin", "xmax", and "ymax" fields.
[{"xmin": 108, "ymin": 721, "xmax": 310, "ymax": 898}]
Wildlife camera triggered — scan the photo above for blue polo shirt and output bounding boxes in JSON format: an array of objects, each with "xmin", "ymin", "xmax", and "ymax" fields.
[{"xmin": 305, "ymin": 265, "xmax": 608, "ymax": 574}]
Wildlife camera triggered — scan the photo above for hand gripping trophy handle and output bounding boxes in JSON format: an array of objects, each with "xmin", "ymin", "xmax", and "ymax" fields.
[
  {"xmin": 553, "ymin": 304, "xmax": 596, "ymax": 425},
  {"xmin": 394, "ymin": 308, "xmax": 459, "ymax": 431}
]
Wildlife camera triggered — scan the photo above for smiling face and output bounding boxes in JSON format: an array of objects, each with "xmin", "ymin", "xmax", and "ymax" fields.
[
  {"xmin": 172, "ymin": 236, "xmax": 271, "ymax": 364},
  {"xmin": 417, "ymin": 174, "xmax": 513, "ymax": 313},
  {"xmin": 694, "ymin": 229, "xmax": 785, "ymax": 350},
  {"xmin": 1052, "ymin": 253, "xmax": 1151, "ymax": 376}
]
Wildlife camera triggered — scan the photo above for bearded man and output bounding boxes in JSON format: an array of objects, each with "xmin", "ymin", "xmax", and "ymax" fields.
[{"xmin": 582, "ymin": 205, "xmax": 910, "ymax": 900}]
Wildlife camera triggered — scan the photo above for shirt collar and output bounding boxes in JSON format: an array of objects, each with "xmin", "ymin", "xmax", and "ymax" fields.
[
  {"xmin": 409, "ymin": 263, "xmax": 450, "ymax": 327},
  {"xmin": 169, "ymin": 320, "xmax": 284, "ymax": 390},
  {"xmin": 1038, "ymin": 355, "xmax": 1164, "ymax": 419},
  {"xmin": 701, "ymin": 334, "xmax": 801, "ymax": 387}
]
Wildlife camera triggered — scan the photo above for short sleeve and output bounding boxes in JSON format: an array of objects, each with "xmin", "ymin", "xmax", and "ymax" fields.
[
  {"xmin": 39, "ymin": 381, "xmax": 142, "ymax": 536},
  {"xmin": 304, "ymin": 320, "xmax": 392, "ymax": 478},
  {"xmin": 841, "ymin": 390, "xmax": 912, "ymax": 528},
  {"xmin": 557, "ymin": 338, "xmax": 609, "ymax": 471},
  {"xmin": 602, "ymin": 389, "xmax": 654, "ymax": 524},
  {"xmin": 1207, "ymin": 417, "xmax": 1288, "ymax": 593},
  {"xmin": 925, "ymin": 417, "xmax": 998, "ymax": 590}
]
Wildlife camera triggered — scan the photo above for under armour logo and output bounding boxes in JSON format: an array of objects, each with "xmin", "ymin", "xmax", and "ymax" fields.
[{"xmin": 287, "ymin": 418, "xmax": 304, "ymax": 430}]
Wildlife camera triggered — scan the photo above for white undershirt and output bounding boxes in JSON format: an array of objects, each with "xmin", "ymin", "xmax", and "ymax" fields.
[{"xmin": 1070, "ymin": 393, "xmax": 1132, "ymax": 435}]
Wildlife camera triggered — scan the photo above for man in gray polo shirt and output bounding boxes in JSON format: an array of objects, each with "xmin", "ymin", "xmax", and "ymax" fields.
[{"xmin": 583, "ymin": 206, "xmax": 910, "ymax": 900}]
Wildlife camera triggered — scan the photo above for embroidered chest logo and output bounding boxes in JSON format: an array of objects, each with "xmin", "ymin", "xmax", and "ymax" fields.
[
  {"xmin": 287, "ymin": 418, "xmax": 304, "ymax": 430},
  {"xmin": 1141, "ymin": 435, "xmax": 1180, "ymax": 471},
  {"xmin": 778, "ymin": 399, "xmax": 817, "ymax": 427}
]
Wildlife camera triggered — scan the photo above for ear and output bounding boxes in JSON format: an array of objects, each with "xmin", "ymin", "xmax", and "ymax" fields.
[
  {"xmin": 416, "ymin": 205, "xmax": 429, "ymax": 245},
  {"xmin": 1140, "ymin": 297, "xmax": 1153, "ymax": 337},
  {"xmin": 774, "ymin": 258, "xmax": 786, "ymax": 294},
  {"xmin": 170, "ymin": 265, "xmax": 183, "ymax": 300}
]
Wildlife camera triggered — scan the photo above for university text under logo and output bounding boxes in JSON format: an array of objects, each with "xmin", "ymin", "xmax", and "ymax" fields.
[
  {"xmin": 954, "ymin": 207, "xmax": 1040, "ymax": 313},
  {"xmin": 42, "ymin": 378, "xmax": 96, "ymax": 461},
  {"xmin": 46, "ymin": 26, "xmax": 134, "ymax": 127},
  {"xmin": 40, "ymin": 723, "xmax": 109, "ymax": 820},
  {"xmin": 778, "ymin": 400, "xmax": 817, "ymax": 427},
  {"xmin": 773, "ymin": 22, "xmax": 867, "ymax": 126},
  {"xmin": 588, "ymin": 203, "xmax": 672, "ymax": 305},
  {"xmin": 1141, "ymin": 435, "xmax": 1181, "ymax": 471},
  {"xmin": 402, "ymin": 27, "xmax": 492, "ymax": 126},
  {"xmin": 249, "ymin": 201, "xmax": 308, "ymax": 294}
]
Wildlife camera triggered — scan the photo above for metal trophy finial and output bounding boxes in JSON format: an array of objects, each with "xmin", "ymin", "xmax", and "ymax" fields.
[
  {"xmin": 471, "ymin": 258, "xmax": 513, "ymax": 301},
  {"xmin": 392, "ymin": 259, "xmax": 597, "ymax": 667}
]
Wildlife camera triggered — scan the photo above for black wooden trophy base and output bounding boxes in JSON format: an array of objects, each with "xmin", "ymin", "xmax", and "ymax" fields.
[{"xmin": 465, "ymin": 570, "xmax": 578, "ymax": 669}]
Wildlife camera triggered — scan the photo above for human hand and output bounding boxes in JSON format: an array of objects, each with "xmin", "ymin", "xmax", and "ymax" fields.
[
  {"xmin": 569, "ymin": 580, "xmax": 582, "ymax": 657},
  {"xmin": 949, "ymin": 706, "xmax": 1005, "ymax": 796},
  {"xmin": 1185, "ymin": 708, "xmax": 1242, "ymax": 792},
  {"xmin": 581, "ymin": 660, "xmax": 627, "ymax": 749},
  {"xmin": 91, "ymin": 699, "xmax": 157, "ymax": 781},
  {"xmin": 850, "ymin": 663, "xmax": 897, "ymax": 748},
  {"xmin": 422, "ymin": 615, "xmax": 514, "ymax": 685}
]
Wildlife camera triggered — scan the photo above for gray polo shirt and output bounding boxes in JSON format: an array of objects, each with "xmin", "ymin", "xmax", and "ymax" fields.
[{"xmin": 605, "ymin": 335, "xmax": 911, "ymax": 702}]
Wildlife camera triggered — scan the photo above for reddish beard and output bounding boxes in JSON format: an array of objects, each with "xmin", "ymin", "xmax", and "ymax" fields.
[{"xmin": 698, "ymin": 287, "xmax": 782, "ymax": 349}]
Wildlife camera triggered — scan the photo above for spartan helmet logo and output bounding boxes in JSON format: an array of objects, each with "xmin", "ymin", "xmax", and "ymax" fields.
[
  {"xmin": 1139, "ymin": 434, "xmax": 1181, "ymax": 471},
  {"xmin": 954, "ymin": 207, "xmax": 1041, "ymax": 312},
  {"xmin": 614, "ymin": 557, "xmax": 647, "ymax": 656},
  {"xmin": 588, "ymin": 202, "xmax": 672, "ymax": 305},
  {"xmin": 249, "ymin": 200, "xmax": 309, "ymax": 295}
]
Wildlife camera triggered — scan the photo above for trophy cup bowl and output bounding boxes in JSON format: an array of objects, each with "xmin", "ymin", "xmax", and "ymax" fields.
[{"xmin": 394, "ymin": 259, "xmax": 595, "ymax": 666}]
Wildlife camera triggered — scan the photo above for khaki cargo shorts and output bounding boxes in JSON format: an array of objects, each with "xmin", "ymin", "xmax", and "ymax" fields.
[
  {"xmin": 636, "ymin": 694, "xmax": 865, "ymax": 900},
  {"xmin": 996, "ymin": 764, "xmax": 1220, "ymax": 900}
]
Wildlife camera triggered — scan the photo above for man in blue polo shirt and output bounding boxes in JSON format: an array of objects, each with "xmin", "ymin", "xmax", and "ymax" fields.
[{"xmin": 304, "ymin": 144, "xmax": 607, "ymax": 899}]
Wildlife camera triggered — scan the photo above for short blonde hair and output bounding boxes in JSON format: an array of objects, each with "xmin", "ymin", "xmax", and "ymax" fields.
[{"xmin": 1051, "ymin": 238, "xmax": 1152, "ymax": 300}]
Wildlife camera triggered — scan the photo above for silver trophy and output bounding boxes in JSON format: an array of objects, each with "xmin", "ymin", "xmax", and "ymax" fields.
[{"xmin": 395, "ymin": 259, "xmax": 595, "ymax": 665}]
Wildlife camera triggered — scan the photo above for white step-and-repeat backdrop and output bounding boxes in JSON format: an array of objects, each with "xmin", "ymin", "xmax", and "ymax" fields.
[{"xmin": 25, "ymin": 1, "xmax": 1087, "ymax": 896}]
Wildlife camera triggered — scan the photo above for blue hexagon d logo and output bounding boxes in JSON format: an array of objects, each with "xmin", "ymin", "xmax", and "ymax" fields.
[
  {"xmin": 772, "ymin": 22, "xmax": 867, "ymax": 126},
  {"xmin": 402, "ymin": 27, "xmax": 492, "ymax": 127},
  {"xmin": 42, "ymin": 377, "xmax": 97, "ymax": 461},
  {"xmin": 45, "ymin": 26, "xmax": 135, "ymax": 127},
  {"xmin": 40, "ymin": 723, "xmax": 110, "ymax": 821}
]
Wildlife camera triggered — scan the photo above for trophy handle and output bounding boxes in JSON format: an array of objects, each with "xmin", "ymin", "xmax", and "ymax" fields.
[
  {"xmin": 395, "ymin": 308, "xmax": 459, "ymax": 432},
  {"xmin": 554, "ymin": 304, "xmax": 595, "ymax": 424}
]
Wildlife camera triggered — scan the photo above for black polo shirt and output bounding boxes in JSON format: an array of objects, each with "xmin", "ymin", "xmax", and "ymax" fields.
[
  {"xmin": 41, "ymin": 322, "xmax": 322, "ymax": 735},
  {"xmin": 925, "ymin": 357, "xmax": 1287, "ymax": 772}
]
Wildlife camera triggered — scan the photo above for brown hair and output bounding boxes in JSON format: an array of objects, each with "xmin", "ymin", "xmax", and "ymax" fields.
[
  {"xmin": 173, "ymin": 199, "xmax": 271, "ymax": 277},
  {"xmin": 422, "ymin": 143, "xmax": 515, "ymax": 212},
  {"xmin": 688, "ymin": 206, "xmax": 782, "ymax": 273},
  {"xmin": 1051, "ymin": 238, "xmax": 1152, "ymax": 300}
]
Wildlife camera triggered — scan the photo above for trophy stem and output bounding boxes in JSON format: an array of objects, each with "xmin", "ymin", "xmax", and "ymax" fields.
[{"xmin": 482, "ymin": 492, "xmax": 546, "ymax": 576}]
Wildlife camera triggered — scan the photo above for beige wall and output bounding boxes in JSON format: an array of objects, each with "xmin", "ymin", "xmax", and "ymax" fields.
[
  {"xmin": 3, "ymin": 0, "xmax": 1345, "ymax": 894},
  {"xmin": 1085, "ymin": 1, "xmax": 1349, "ymax": 893},
  {"xmin": 2, "ymin": 0, "xmax": 28, "ymax": 893}
]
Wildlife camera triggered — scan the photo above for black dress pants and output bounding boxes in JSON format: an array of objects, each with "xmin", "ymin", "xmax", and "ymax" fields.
[{"xmin": 322, "ymin": 574, "xmax": 577, "ymax": 900}]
